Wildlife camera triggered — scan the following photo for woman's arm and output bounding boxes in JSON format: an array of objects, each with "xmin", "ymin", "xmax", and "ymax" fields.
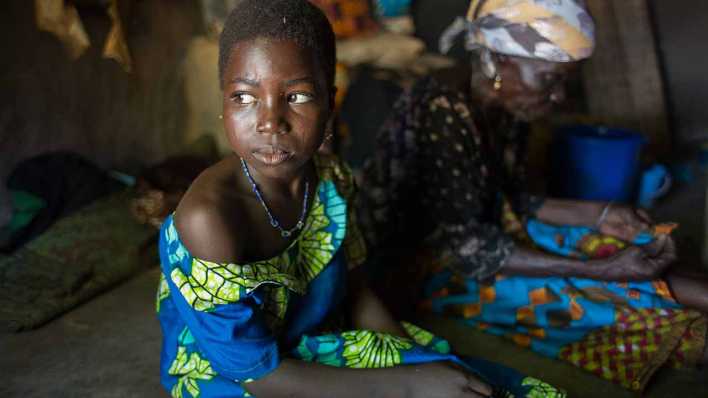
[
  {"xmin": 502, "ymin": 235, "xmax": 675, "ymax": 281},
  {"xmin": 535, "ymin": 199, "xmax": 653, "ymax": 242},
  {"xmin": 501, "ymin": 246, "xmax": 592, "ymax": 278},
  {"xmin": 664, "ymin": 271, "xmax": 708, "ymax": 313},
  {"xmin": 534, "ymin": 198, "xmax": 604, "ymax": 227}
]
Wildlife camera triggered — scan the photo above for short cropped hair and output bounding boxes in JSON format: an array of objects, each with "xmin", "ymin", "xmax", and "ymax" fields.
[{"xmin": 218, "ymin": 0, "xmax": 336, "ymax": 89}]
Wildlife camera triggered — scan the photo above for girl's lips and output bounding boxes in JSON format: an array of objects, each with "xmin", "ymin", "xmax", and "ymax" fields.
[{"xmin": 252, "ymin": 146, "xmax": 292, "ymax": 166}]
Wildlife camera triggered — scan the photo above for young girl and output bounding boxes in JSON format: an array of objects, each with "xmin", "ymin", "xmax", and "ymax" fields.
[{"xmin": 156, "ymin": 1, "xmax": 562, "ymax": 397}]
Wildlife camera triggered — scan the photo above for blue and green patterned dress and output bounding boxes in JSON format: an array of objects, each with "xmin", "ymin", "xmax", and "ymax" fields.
[{"xmin": 156, "ymin": 154, "xmax": 563, "ymax": 397}]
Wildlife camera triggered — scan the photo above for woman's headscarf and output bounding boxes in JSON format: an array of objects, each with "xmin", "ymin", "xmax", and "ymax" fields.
[{"xmin": 440, "ymin": 0, "xmax": 595, "ymax": 62}]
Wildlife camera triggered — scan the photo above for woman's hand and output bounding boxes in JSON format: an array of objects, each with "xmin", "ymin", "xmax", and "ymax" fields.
[
  {"xmin": 589, "ymin": 235, "xmax": 676, "ymax": 281},
  {"xmin": 406, "ymin": 362, "xmax": 492, "ymax": 398},
  {"xmin": 598, "ymin": 204, "xmax": 653, "ymax": 242}
]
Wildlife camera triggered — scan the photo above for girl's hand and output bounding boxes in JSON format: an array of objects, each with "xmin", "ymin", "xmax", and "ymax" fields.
[
  {"xmin": 598, "ymin": 204, "xmax": 653, "ymax": 242},
  {"xmin": 406, "ymin": 362, "xmax": 492, "ymax": 398},
  {"xmin": 589, "ymin": 235, "xmax": 676, "ymax": 281}
]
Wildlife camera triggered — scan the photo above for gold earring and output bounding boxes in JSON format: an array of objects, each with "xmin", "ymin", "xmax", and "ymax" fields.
[
  {"xmin": 493, "ymin": 75, "xmax": 502, "ymax": 91},
  {"xmin": 218, "ymin": 114, "xmax": 223, "ymax": 119}
]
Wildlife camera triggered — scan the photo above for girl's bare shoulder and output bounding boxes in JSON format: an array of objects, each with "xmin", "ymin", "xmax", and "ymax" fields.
[{"xmin": 174, "ymin": 157, "xmax": 248, "ymax": 263}]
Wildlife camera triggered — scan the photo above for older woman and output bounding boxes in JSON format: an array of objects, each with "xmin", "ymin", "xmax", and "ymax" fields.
[{"xmin": 358, "ymin": 0, "xmax": 708, "ymax": 392}]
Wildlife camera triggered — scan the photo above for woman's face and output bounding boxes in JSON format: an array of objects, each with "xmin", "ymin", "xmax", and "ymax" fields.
[
  {"xmin": 221, "ymin": 38, "xmax": 333, "ymax": 180},
  {"xmin": 492, "ymin": 55, "xmax": 577, "ymax": 121}
]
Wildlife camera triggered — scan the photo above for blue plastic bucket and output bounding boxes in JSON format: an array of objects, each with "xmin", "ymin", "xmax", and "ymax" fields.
[{"xmin": 551, "ymin": 125, "xmax": 646, "ymax": 203}]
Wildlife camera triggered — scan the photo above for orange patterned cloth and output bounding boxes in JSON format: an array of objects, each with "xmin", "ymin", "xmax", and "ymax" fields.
[
  {"xmin": 560, "ymin": 307, "xmax": 706, "ymax": 390},
  {"xmin": 419, "ymin": 203, "xmax": 706, "ymax": 392},
  {"xmin": 423, "ymin": 262, "xmax": 706, "ymax": 392}
]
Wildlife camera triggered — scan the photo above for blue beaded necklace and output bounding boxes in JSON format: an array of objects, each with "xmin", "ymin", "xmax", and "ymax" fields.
[{"xmin": 240, "ymin": 158, "xmax": 309, "ymax": 238}]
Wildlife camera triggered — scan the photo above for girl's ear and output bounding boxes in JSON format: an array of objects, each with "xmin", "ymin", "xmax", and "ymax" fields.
[
  {"xmin": 325, "ymin": 115, "xmax": 335, "ymax": 136},
  {"xmin": 328, "ymin": 86, "xmax": 338, "ymax": 112}
]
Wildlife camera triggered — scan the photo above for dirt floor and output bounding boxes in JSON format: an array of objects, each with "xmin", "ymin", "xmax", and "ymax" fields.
[{"xmin": 1, "ymin": 269, "xmax": 167, "ymax": 398}]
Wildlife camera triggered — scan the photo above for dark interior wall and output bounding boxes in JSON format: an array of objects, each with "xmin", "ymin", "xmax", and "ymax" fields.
[
  {"xmin": 411, "ymin": 0, "xmax": 469, "ymax": 61},
  {"xmin": 0, "ymin": 1, "xmax": 203, "ymax": 182},
  {"xmin": 649, "ymin": 0, "xmax": 708, "ymax": 146}
]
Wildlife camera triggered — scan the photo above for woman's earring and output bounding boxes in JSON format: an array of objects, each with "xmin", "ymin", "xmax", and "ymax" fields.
[
  {"xmin": 493, "ymin": 74, "xmax": 502, "ymax": 91},
  {"xmin": 325, "ymin": 132, "xmax": 334, "ymax": 141}
]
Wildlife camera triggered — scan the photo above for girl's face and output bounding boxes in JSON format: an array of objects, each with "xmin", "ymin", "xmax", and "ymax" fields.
[{"xmin": 221, "ymin": 38, "xmax": 333, "ymax": 180}]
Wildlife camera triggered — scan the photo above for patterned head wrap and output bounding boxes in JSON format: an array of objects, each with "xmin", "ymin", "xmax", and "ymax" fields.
[{"xmin": 441, "ymin": 0, "xmax": 595, "ymax": 62}]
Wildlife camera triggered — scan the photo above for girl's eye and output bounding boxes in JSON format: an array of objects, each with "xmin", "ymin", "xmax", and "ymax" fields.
[
  {"xmin": 287, "ymin": 93, "xmax": 314, "ymax": 104},
  {"xmin": 231, "ymin": 93, "xmax": 256, "ymax": 105}
]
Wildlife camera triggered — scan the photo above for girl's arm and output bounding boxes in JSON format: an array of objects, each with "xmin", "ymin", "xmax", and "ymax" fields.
[
  {"xmin": 244, "ymin": 359, "xmax": 408, "ymax": 398},
  {"xmin": 244, "ymin": 358, "xmax": 490, "ymax": 398},
  {"xmin": 245, "ymin": 269, "xmax": 492, "ymax": 397},
  {"xmin": 347, "ymin": 267, "xmax": 407, "ymax": 337},
  {"xmin": 246, "ymin": 271, "xmax": 491, "ymax": 398}
]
